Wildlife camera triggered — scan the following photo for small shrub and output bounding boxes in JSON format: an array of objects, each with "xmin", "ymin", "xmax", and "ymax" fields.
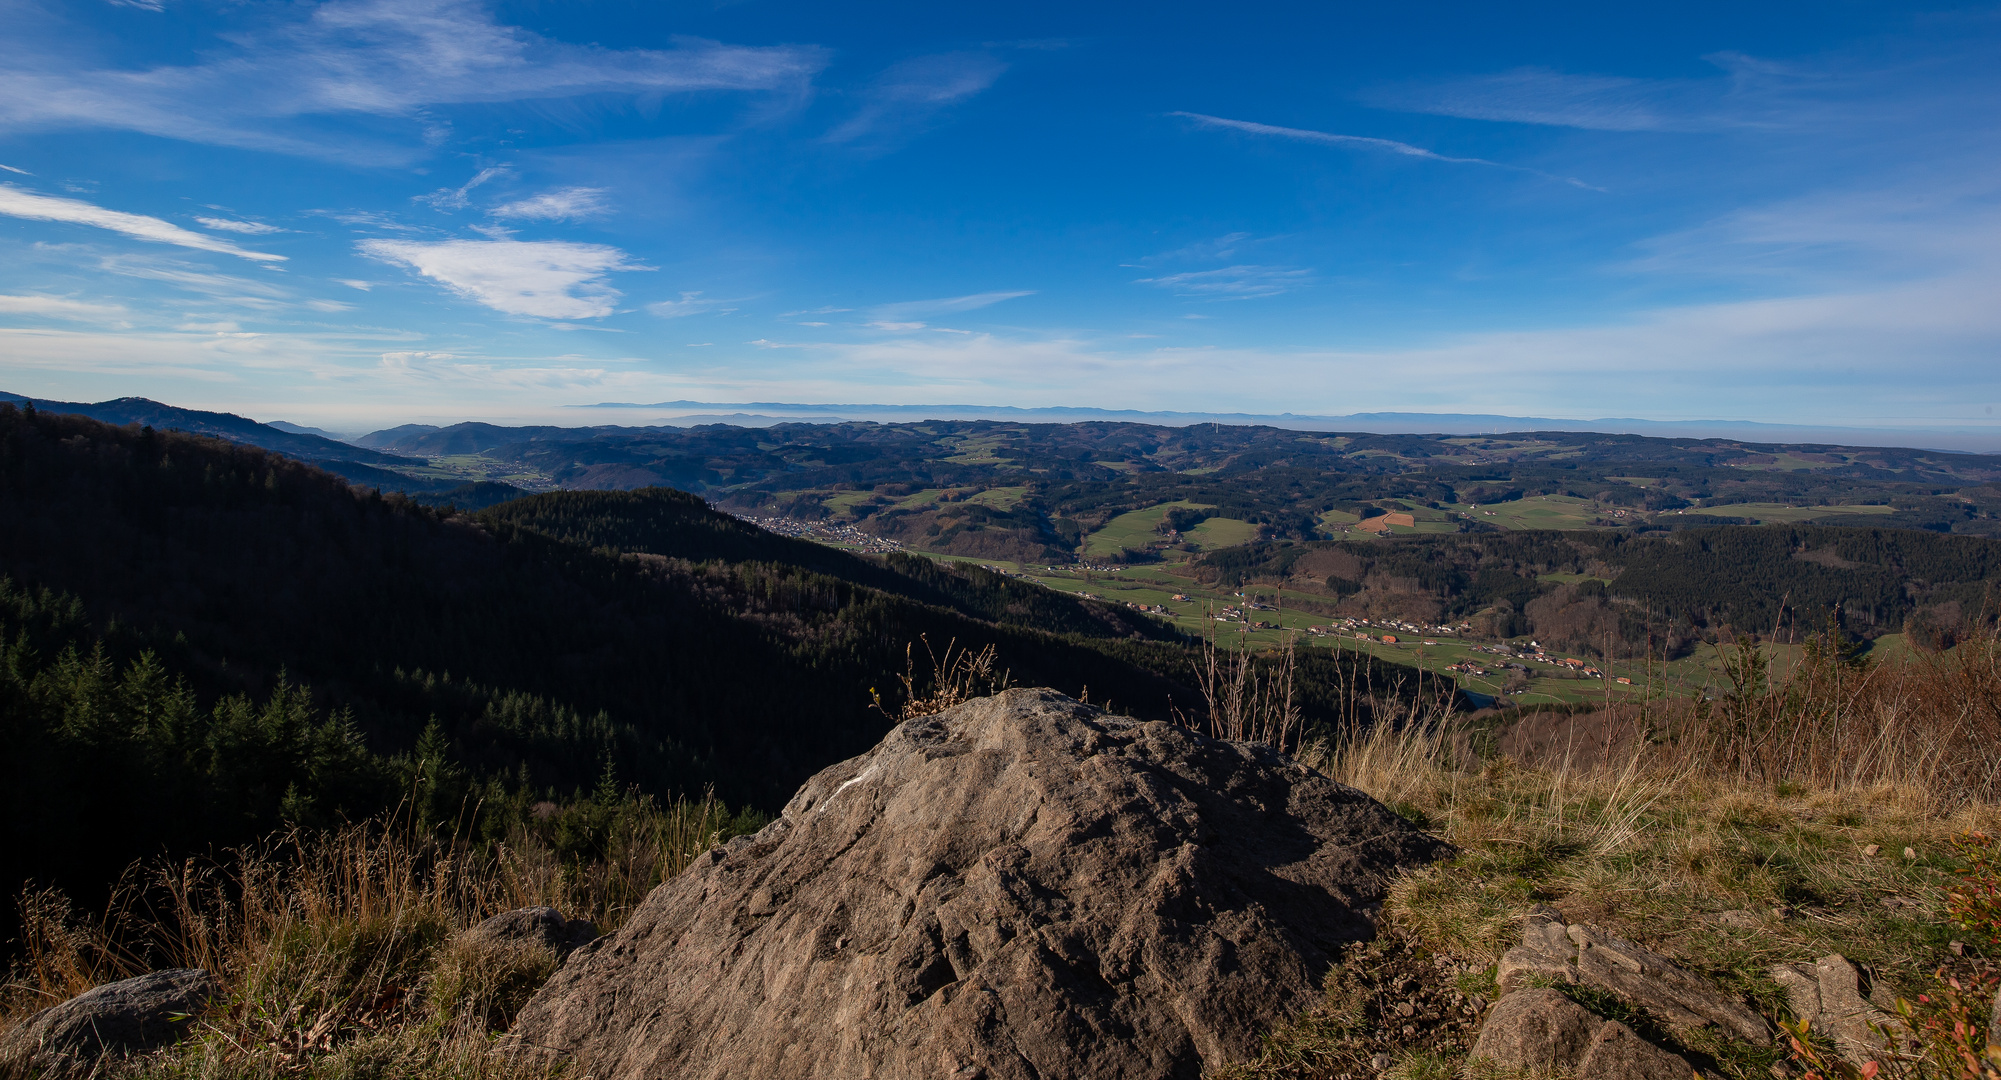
[{"xmin": 1946, "ymin": 833, "xmax": 2001, "ymax": 948}]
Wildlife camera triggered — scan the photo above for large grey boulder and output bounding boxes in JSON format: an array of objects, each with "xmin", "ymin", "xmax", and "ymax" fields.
[
  {"xmin": 1497, "ymin": 906, "xmax": 1769, "ymax": 1044},
  {"xmin": 1469, "ymin": 988, "xmax": 1694, "ymax": 1080},
  {"xmin": 0, "ymin": 968, "xmax": 217, "ymax": 1077},
  {"xmin": 508, "ymin": 688, "xmax": 1448, "ymax": 1080}
]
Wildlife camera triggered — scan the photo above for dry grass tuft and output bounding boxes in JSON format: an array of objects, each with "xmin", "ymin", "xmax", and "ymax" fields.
[
  {"xmin": 1, "ymin": 790, "xmax": 751, "ymax": 1079},
  {"xmin": 873, "ymin": 636, "xmax": 1012, "ymax": 720},
  {"xmin": 1239, "ymin": 634, "xmax": 2001, "ymax": 1080}
]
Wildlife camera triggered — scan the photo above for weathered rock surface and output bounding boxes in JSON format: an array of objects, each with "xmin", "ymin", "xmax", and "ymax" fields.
[
  {"xmin": 1497, "ymin": 906, "xmax": 1769, "ymax": 1044},
  {"xmin": 1772, "ymin": 954, "xmax": 1901, "ymax": 1067},
  {"xmin": 1469, "ymin": 988, "xmax": 1693, "ymax": 1080},
  {"xmin": 0, "ymin": 968, "xmax": 217, "ymax": 1077},
  {"xmin": 509, "ymin": 688, "xmax": 1448, "ymax": 1080},
  {"xmin": 462, "ymin": 906, "xmax": 599, "ymax": 960}
]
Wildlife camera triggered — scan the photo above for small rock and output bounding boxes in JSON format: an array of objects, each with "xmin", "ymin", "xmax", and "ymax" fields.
[
  {"xmin": 1948, "ymin": 940, "xmax": 1965, "ymax": 956},
  {"xmin": 1396, "ymin": 1002, "xmax": 1416, "ymax": 1018},
  {"xmin": 462, "ymin": 906, "xmax": 600, "ymax": 960},
  {"xmin": 0, "ymin": 968, "xmax": 218, "ymax": 1074},
  {"xmin": 1987, "ymin": 982, "xmax": 1999, "ymax": 1050},
  {"xmin": 1902, "ymin": 847, "xmax": 1916, "ymax": 860},
  {"xmin": 1861, "ymin": 844, "xmax": 1881, "ymax": 857},
  {"xmin": 1496, "ymin": 906, "xmax": 1576, "ymax": 994},
  {"xmin": 1469, "ymin": 987, "xmax": 1695, "ymax": 1080},
  {"xmin": 1369, "ymin": 1051, "xmax": 1393, "ymax": 1070},
  {"xmin": 1576, "ymin": 1015, "xmax": 1698, "ymax": 1080},
  {"xmin": 1493, "ymin": 911, "xmax": 1769, "ymax": 1044},
  {"xmin": 1711, "ymin": 909, "xmax": 1762, "ymax": 929},
  {"xmin": 1771, "ymin": 954, "xmax": 1902, "ymax": 1068}
]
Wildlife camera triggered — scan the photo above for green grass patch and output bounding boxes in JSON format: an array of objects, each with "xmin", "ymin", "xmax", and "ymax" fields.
[
  {"xmin": 1081, "ymin": 501, "xmax": 1214, "ymax": 557},
  {"xmin": 1181, "ymin": 516, "xmax": 1259, "ymax": 550}
]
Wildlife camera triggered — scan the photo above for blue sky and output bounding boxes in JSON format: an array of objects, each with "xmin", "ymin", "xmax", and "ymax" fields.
[{"xmin": 1, "ymin": 0, "xmax": 1998, "ymax": 432}]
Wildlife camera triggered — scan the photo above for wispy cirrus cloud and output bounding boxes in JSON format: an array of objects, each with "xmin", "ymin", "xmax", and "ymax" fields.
[
  {"xmin": 98, "ymin": 255, "xmax": 295, "ymax": 309},
  {"xmin": 359, "ymin": 237, "xmax": 647, "ymax": 319},
  {"xmin": 417, "ymin": 166, "xmax": 510, "ymax": 212},
  {"xmin": 1360, "ymin": 53, "xmax": 1837, "ymax": 133},
  {"xmin": 0, "ymin": 186, "xmax": 286, "ymax": 260},
  {"xmin": 0, "ymin": 294, "xmax": 129, "ymax": 322},
  {"xmin": 0, "ymin": 0, "xmax": 829, "ymax": 160},
  {"xmin": 491, "ymin": 187, "xmax": 610, "ymax": 221},
  {"xmin": 196, "ymin": 216, "xmax": 284, "ymax": 234},
  {"xmin": 1135, "ymin": 264, "xmax": 1310, "ymax": 300},
  {"xmin": 1366, "ymin": 69, "xmax": 1704, "ymax": 132},
  {"xmin": 647, "ymin": 291, "xmax": 724, "ymax": 317},
  {"xmin": 871, "ymin": 290, "xmax": 1032, "ymax": 321},
  {"xmin": 825, "ymin": 52, "xmax": 1006, "ymax": 148},
  {"xmin": 1172, "ymin": 112, "xmax": 1602, "ymax": 190}
]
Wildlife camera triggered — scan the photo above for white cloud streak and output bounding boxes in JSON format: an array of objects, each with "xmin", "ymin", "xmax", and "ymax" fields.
[
  {"xmin": 417, "ymin": 165, "xmax": 509, "ymax": 211},
  {"xmin": 0, "ymin": 294, "xmax": 128, "ymax": 321},
  {"xmin": 0, "ymin": 186, "xmax": 285, "ymax": 260},
  {"xmin": 1366, "ymin": 70, "xmax": 1698, "ymax": 132},
  {"xmin": 647, "ymin": 291, "xmax": 725, "ymax": 318},
  {"xmin": 1172, "ymin": 112, "xmax": 1603, "ymax": 190},
  {"xmin": 490, "ymin": 187, "xmax": 610, "ymax": 221},
  {"xmin": 196, "ymin": 216, "xmax": 284, "ymax": 234},
  {"xmin": 359, "ymin": 237, "xmax": 646, "ymax": 319},
  {"xmin": 1134, "ymin": 264, "xmax": 1310, "ymax": 299},
  {"xmin": 0, "ymin": 0, "xmax": 829, "ymax": 159},
  {"xmin": 871, "ymin": 290, "xmax": 1032, "ymax": 319},
  {"xmin": 825, "ymin": 52, "xmax": 1006, "ymax": 146}
]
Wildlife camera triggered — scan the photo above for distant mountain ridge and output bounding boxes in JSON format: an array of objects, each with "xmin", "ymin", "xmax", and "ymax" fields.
[
  {"xmin": 0, "ymin": 392, "xmax": 417, "ymax": 468},
  {"xmin": 575, "ymin": 400, "xmax": 2001, "ymax": 453}
]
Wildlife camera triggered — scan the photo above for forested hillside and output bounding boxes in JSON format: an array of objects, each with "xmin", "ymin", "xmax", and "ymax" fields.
[
  {"xmin": 0, "ymin": 403, "xmax": 1429, "ymax": 938},
  {"xmin": 343, "ymin": 416, "xmax": 2001, "ymax": 556}
]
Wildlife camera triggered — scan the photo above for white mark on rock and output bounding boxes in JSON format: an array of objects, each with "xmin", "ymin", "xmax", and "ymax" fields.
[{"xmin": 821, "ymin": 764, "xmax": 880, "ymax": 812}]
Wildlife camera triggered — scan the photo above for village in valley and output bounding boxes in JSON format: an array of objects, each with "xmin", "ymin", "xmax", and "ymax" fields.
[{"xmin": 727, "ymin": 508, "xmax": 1738, "ymax": 707}]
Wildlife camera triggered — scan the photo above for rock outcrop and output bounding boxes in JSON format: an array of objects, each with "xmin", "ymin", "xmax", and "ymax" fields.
[
  {"xmin": 1497, "ymin": 906, "xmax": 1769, "ymax": 1044},
  {"xmin": 0, "ymin": 968, "xmax": 217, "ymax": 1077},
  {"xmin": 509, "ymin": 688, "xmax": 1448, "ymax": 1080},
  {"xmin": 461, "ymin": 906, "xmax": 600, "ymax": 961},
  {"xmin": 1772, "ymin": 954, "xmax": 1902, "ymax": 1067},
  {"xmin": 1469, "ymin": 988, "xmax": 1695, "ymax": 1080}
]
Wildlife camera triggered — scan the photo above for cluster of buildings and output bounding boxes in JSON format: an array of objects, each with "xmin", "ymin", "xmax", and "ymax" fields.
[{"xmin": 735, "ymin": 516, "xmax": 906, "ymax": 554}]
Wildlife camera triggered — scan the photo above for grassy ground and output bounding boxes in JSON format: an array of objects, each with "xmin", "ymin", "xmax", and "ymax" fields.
[
  {"xmin": 1183, "ymin": 516, "xmax": 1262, "ymax": 550},
  {"xmin": 1081, "ymin": 501, "xmax": 1213, "ymax": 557},
  {"xmin": 6, "ymin": 641, "xmax": 1997, "ymax": 1080},
  {"xmin": 1217, "ymin": 639, "xmax": 2001, "ymax": 1080},
  {"xmin": 1663, "ymin": 503, "xmax": 1897, "ymax": 524},
  {"xmin": 1076, "ymin": 502, "xmax": 1257, "ymax": 556},
  {"xmin": 1, "ymin": 793, "xmax": 759, "ymax": 1080}
]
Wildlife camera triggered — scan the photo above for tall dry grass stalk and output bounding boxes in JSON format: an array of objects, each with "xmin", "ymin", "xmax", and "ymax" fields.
[
  {"xmin": 1310, "ymin": 631, "xmax": 2001, "ymax": 813},
  {"xmin": 873, "ymin": 636, "xmax": 1012, "ymax": 721},
  {"xmin": 1, "ymin": 790, "xmax": 744, "ymax": 1077},
  {"xmin": 1189, "ymin": 612, "xmax": 1305, "ymax": 753}
]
